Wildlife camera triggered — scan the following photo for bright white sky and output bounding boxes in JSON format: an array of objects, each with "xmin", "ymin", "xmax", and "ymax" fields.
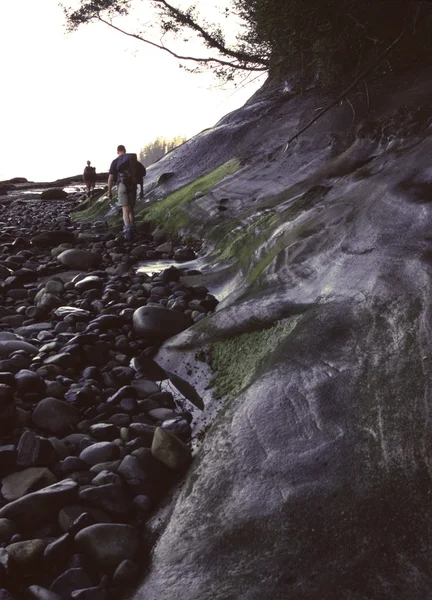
[{"xmin": 0, "ymin": 0, "xmax": 266, "ymax": 182}]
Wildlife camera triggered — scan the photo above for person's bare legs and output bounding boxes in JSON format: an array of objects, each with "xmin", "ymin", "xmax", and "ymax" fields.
[
  {"xmin": 122, "ymin": 205, "xmax": 131, "ymax": 227},
  {"xmin": 122, "ymin": 203, "xmax": 135, "ymax": 242},
  {"xmin": 128, "ymin": 206, "xmax": 135, "ymax": 226}
]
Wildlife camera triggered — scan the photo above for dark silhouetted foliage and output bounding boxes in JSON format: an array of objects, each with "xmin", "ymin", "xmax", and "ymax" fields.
[{"xmin": 62, "ymin": 0, "xmax": 432, "ymax": 83}]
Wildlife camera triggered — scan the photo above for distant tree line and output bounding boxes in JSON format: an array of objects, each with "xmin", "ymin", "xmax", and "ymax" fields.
[{"xmin": 139, "ymin": 135, "xmax": 187, "ymax": 168}]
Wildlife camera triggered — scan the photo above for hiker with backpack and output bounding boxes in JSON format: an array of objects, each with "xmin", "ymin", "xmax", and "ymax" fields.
[
  {"xmin": 83, "ymin": 160, "xmax": 97, "ymax": 198},
  {"xmin": 108, "ymin": 145, "xmax": 146, "ymax": 242}
]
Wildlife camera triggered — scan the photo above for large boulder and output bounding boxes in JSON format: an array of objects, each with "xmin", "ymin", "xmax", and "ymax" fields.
[
  {"xmin": 132, "ymin": 306, "xmax": 192, "ymax": 340},
  {"xmin": 40, "ymin": 188, "xmax": 68, "ymax": 200},
  {"xmin": 79, "ymin": 442, "xmax": 120, "ymax": 466},
  {"xmin": 0, "ymin": 341, "xmax": 38, "ymax": 358},
  {"xmin": 75, "ymin": 524, "xmax": 140, "ymax": 568},
  {"xmin": 1, "ymin": 468, "xmax": 57, "ymax": 501},
  {"xmin": 0, "ymin": 480, "xmax": 78, "ymax": 528},
  {"xmin": 27, "ymin": 586, "xmax": 63, "ymax": 599},
  {"xmin": 32, "ymin": 398, "xmax": 79, "ymax": 435},
  {"xmin": 15, "ymin": 323, "xmax": 53, "ymax": 338},
  {"xmin": 57, "ymin": 249, "xmax": 102, "ymax": 270},
  {"xmin": 31, "ymin": 230, "xmax": 75, "ymax": 247},
  {"xmin": 151, "ymin": 427, "xmax": 191, "ymax": 471},
  {"xmin": 6, "ymin": 539, "xmax": 47, "ymax": 570}
]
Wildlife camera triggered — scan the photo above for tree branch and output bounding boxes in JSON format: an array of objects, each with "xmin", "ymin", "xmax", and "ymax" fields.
[
  {"xmin": 97, "ymin": 16, "xmax": 268, "ymax": 71},
  {"xmin": 152, "ymin": 0, "xmax": 269, "ymax": 66}
]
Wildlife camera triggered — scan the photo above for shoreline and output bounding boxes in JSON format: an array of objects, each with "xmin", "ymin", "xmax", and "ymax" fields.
[{"xmin": 0, "ymin": 173, "xmax": 110, "ymax": 192}]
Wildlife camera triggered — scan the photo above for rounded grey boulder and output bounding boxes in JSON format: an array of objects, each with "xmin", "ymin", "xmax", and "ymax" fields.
[
  {"xmin": 32, "ymin": 398, "xmax": 79, "ymax": 435},
  {"xmin": 132, "ymin": 305, "xmax": 192, "ymax": 340},
  {"xmin": 26, "ymin": 586, "xmax": 63, "ymax": 600},
  {"xmin": 1, "ymin": 467, "xmax": 57, "ymax": 501},
  {"xmin": 6, "ymin": 539, "xmax": 46, "ymax": 570},
  {"xmin": 57, "ymin": 249, "xmax": 102, "ymax": 270},
  {"xmin": 0, "ymin": 480, "xmax": 78, "ymax": 528},
  {"xmin": 79, "ymin": 442, "xmax": 120, "ymax": 466},
  {"xmin": 0, "ymin": 341, "xmax": 38, "ymax": 358},
  {"xmin": 151, "ymin": 427, "xmax": 191, "ymax": 471},
  {"xmin": 75, "ymin": 523, "xmax": 140, "ymax": 568},
  {"xmin": 40, "ymin": 188, "xmax": 68, "ymax": 200},
  {"xmin": 31, "ymin": 230, "xmax": 75, "ymax": 247}
]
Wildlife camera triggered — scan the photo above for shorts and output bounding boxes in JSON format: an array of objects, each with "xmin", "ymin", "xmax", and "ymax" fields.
[{"xmin": 117, "ymin": 182, "xmax": 137, "ymax": 207}]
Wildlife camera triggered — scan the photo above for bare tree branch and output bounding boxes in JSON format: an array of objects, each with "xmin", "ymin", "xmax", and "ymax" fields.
[{"xmin": 97, "ymin": 15, "xmax": 268, "ymax": 71}]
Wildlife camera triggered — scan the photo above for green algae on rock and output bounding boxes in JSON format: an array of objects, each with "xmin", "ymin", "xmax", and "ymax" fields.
[
  {"xmin": 209, "ymin": 317, "xmax": 301, "ymax": 401},
  {"xmin": 137, "ymin": 159, "xmax": 240, "ymax": 231}
]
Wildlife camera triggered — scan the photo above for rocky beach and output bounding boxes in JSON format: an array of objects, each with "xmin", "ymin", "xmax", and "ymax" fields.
[{"xmin": 0, "ymin": 178, "xmax": 216, "ymax": 599}]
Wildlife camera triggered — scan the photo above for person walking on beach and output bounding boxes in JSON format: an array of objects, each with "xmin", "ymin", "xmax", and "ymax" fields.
[
  {"xmin": 108, "ymin": 145, "xmax": 146, "ymax": 242},
  {"xmin": 83, "ymin": 160, "xmax": 97, "ymax": 198}
]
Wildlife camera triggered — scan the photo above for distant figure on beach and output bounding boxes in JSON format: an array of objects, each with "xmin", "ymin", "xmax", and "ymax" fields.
[
  {"xmin": 83, "ymin": 160, "xmax": 97, "ymax": 198},
  {"xmin": 108, "ymin": 145, "xmax": 146, "ymax": 242}
]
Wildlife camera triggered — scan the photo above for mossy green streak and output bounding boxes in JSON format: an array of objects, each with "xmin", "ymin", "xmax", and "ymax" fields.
[
  {"xmin": 73, "ymin": 196, "xmax": 116, "ymax": 223},
  {"xmin": 137, "ymin": 159, "xmax": 241, "ymax": 231},
  {"xmin": 209, "ymin": 317, "xmax": 301, "ymax": 401}
]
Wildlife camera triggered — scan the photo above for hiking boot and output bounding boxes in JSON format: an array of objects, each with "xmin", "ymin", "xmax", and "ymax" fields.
[{"xmin": 124, "ymin": 226, "xmax": 133, "ymax": 242}]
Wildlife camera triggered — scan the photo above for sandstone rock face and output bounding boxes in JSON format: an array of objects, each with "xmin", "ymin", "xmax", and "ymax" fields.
[{"xmin": 130, "ymin": 71, "xmax": 432, "ymax": 599}]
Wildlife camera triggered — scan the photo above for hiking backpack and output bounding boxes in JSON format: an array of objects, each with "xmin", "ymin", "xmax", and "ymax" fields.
[
  {"xmin": 83, "ymin": 165, "xmax": 96, "ymax": 181},
  {"xmin": 117, "ymin": 153, "xmax": 145, "ymax": 189}
]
